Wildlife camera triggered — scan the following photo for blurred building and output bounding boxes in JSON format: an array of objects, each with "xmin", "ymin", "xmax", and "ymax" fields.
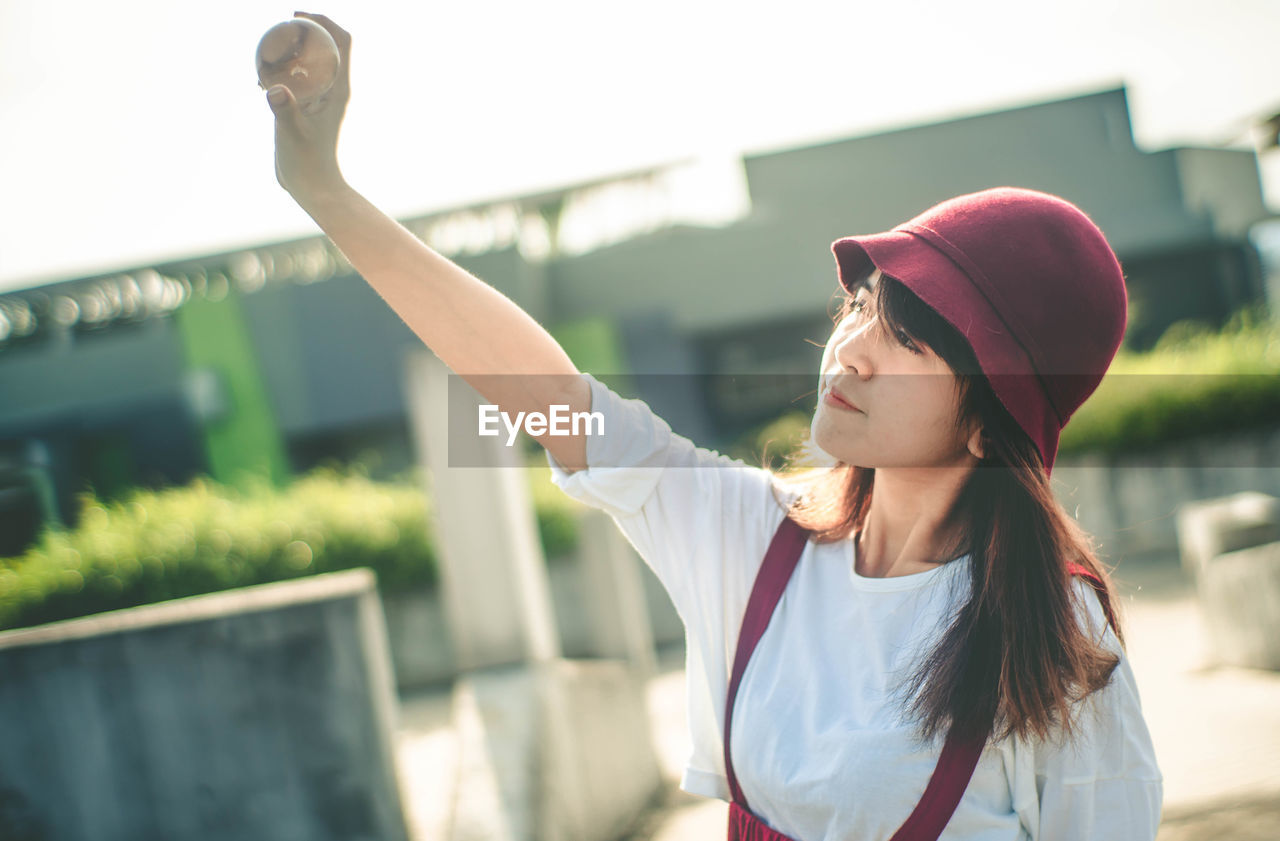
[{"xmin": 1, "ymin": 84, "xmax": 1276, "ymax": 550}]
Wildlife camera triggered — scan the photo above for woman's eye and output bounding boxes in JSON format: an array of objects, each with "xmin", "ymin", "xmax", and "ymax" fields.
[
  {"xmin": 895, "ymin": 330, "xmax": 920, "ymax": 352},
  {"xmin": 839, "ymin": 295, "xmax": 920, "ymax": 353}
]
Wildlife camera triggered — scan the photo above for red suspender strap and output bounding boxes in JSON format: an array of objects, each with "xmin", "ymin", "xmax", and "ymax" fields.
[
  {"xmin": 723, "ymin": 518, "xmax": 1118, "ymax": 841},
  {"xmin": 724, "ymin": 516, "xmax": 988, "ymax": 840},
  {"xmin": 889, "ymin": 563, "xmax": 1119, "ymax": 840},
  {"xmin": 1065, "ymin": 561, "xmax": 1119, "ymax": 633},
  {"xmin": 723, "ymin": 516, "xmax": 809, "ymax": 810},
  {"xmin": 890, "ymin": 563, "xmax": 1119, "ymax": 839},
  {"xmin": 888, "ymin": 726, "xmax": 987, "ymax": 840}
]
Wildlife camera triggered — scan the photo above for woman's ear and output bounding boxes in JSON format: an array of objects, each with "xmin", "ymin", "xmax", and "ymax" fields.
[{"xmin": 967, "ymin": 425, "xmax": 984, "ymax": 460}]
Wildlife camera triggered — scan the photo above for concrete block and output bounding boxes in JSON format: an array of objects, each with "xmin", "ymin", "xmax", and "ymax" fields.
[
  {"xmin": 381, "ymin": 586, "xmax": 458, "ymax": 691},
  {"xmin": 1195, "ymin": 541, "xmax": 1280, "ymax": 670},
  {"xmin": 1176, "ymin": 492, "xmax": 1280, "ymax": 578},
  {"xmin": 0, "ymin": 569, "xmax": 410, "ymax": 841},
  {"xmin": 447, "ymin": 659, "xmax": 662, "ymax": 841}
]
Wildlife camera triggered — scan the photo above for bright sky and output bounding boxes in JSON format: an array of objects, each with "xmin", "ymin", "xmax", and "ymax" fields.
[{"xmin": 2, "ymin": 0, "xmax": 1278, "ymax": 293}]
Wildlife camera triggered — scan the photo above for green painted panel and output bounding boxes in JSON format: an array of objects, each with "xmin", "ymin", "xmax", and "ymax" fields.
[
  {"xmin": 173, "ymin": 288, "xmax": 291, "ymax": 491},
  {"xmin": 550, "ymin": 316, "xmax": 632, "ymax": 395},
  {"xmin": 550, "ymin": 317, "xmax": 628, "ymax": 371}
]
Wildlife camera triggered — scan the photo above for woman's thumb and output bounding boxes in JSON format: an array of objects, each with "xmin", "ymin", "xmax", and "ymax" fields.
[{"xmin": 266, "ymin": 85, "xmax": 294, "ymax": 114}]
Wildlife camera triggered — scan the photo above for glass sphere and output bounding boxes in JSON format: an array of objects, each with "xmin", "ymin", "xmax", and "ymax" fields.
[{"xmin": 255, "ymin": 19, "xmax": 340, "ymax": 113}]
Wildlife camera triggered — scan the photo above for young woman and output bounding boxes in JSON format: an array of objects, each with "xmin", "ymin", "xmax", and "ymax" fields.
[{"xmin": 265, "ymin": 14, "xmax": 1162, "ymax": 839}]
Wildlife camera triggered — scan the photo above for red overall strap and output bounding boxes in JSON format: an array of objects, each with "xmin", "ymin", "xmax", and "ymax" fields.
[
  {"xmin": 886, "ymin": 727, "xmax": 987, "ymax": 840},
  {"xmin": 1065, "ymin": 562, "xmax": 1119, "ymax": 633},
  {"xmin": 723, "ymin": 518, "xmax": 1119, "ymax": 841},
  {"xmin": 723, "ymin": 515, "xmax": 809, "ymax": 809},
  {"xmin": 889, "ymin": 564, "xmax": 1118, "ymax": 840}
]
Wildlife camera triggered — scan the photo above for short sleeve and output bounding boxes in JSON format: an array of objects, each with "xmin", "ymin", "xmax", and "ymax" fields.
[
  {"xmin": 545, "ymin": 373, "xmax": 796, "ymax": 798},
  {"xmin": 1010, "ymin": 580, "xmax": 1164, "ymax": 840},
  {"xmin": 544, "ymin": 372, "xmax": 793, "ymax": 626}
]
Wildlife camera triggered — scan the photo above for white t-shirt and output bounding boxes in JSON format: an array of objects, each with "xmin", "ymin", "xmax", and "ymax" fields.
[{"xmin": 546, "ymin": 373, "xmax": 1163, "ymax": 841}]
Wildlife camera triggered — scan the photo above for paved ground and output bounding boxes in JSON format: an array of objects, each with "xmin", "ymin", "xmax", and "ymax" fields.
[{"xmin": 392, "ymin": 552, "xmax": 1280, "ymax": 840}]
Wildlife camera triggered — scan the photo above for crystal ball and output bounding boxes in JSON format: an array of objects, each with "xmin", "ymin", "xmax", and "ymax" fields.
[{"xmin": 255, "ymin": 19, "xmax": 340, "ymax": 113}]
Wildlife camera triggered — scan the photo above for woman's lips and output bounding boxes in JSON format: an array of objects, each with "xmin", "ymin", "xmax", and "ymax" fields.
[{"xmin": 823, "ymin": 389, "xmax": 861, "ymax": 412}]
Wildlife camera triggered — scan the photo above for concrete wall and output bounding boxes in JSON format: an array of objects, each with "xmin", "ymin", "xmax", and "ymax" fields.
[
  {"xmin": 382, "ymin": 551, "xmax": 683, "ymax": 692},
  {"xmin": 0, "ymin": 569, "xmax": 409, "ymax": 841},
  {"xmin": 1054, "ymin": 426, "xmax": 1280, "ymax": 559}
]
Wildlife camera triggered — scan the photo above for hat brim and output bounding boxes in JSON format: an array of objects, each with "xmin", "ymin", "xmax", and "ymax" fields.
[{"xmin": 831, "ymin": 231, "xmax": 1060, "ymax": 471}]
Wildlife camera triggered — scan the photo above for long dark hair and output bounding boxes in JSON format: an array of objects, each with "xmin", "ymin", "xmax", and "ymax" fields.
[{"xmin": 777, "ymin": 269, "xmax": 1123, "ymax": 746}]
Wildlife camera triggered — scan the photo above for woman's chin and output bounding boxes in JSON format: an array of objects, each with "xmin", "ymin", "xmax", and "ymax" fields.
[{"xmin": 809, "ymin": 433, "xmax": 866, "ymax": 469}]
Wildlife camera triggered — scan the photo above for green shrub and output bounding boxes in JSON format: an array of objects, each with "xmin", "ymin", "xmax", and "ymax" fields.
[
  {"xmin": 0, "ymin": 462, "xmax": 583, "ymax": 632},
  {"xmin": 1059, "ymin": 306, "xmax": 1280, "ymax": 456},
  {"xmin": 527, "ymin": 460, "xmax": 584, "ymax": 561},
  {"xmin": 727, "ymin": 411, "xmax": 813, "ymax": 469}
]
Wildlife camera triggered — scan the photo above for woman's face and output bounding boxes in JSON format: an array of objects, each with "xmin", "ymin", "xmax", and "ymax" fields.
[{"xmin": 813, "ymin": 270, "xmax": 981, "ymax": 469}]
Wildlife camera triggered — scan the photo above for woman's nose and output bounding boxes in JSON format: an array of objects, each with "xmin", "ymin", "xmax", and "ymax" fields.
[{"xmin": 831, "ymin": 321, "xmax": 878, "ymax": 378}]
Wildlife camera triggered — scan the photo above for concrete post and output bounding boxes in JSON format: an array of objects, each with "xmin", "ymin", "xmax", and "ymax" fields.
[
  {"xmin": 401, "ymin": 348, "xmax": 662, "ymax": 841},
  {"xmin": 576, "ymin": 508, "xmax": 658, "ymax": 680},
  {"xmin": 401, "ymin": 348, "xmax": 561, "ymax": 669}
]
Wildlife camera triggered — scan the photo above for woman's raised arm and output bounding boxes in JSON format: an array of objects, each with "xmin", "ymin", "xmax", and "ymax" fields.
[{"xmin": 264, "ymin": 13, "xmax": 588, "ymax": 473}]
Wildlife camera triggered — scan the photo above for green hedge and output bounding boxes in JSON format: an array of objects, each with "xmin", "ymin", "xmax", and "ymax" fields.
[
  {"xmin": 727, "ymin": 411, "xmax": 814, "ymax": 470},
  {"xmin": 0, "ymin": 462, "xmax": 583, "ymax": 632},
  {"xmin": 1058, "ymin": 307, "xmax": 1280, "ymax": 456}
]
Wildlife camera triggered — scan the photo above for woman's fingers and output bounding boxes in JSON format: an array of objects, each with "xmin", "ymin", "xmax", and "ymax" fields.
[
  {"xmin": 264, "ymin": 13, "xmax": 349, "ymax": 196},
  {"xmin": 292, "ymin": 12, "xmax": 351, "ymax": 103},
  {"xmin": 266, "ymin": 83, "xmax": 297, "ymax": 119},
  {"xmin": 266, "ymin": 84, "xmax": 305, "ymax": 155}
]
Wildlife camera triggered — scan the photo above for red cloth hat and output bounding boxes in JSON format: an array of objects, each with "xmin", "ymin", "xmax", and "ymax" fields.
[{"xmin": 831, "ymin": 186, "xmax": 1128, "ymax": 473}]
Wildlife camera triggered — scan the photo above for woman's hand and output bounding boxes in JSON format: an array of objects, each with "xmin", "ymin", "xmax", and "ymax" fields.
[{"xmin": 264, "ymin": 12, "xmax": 352, "ymax": 201}]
